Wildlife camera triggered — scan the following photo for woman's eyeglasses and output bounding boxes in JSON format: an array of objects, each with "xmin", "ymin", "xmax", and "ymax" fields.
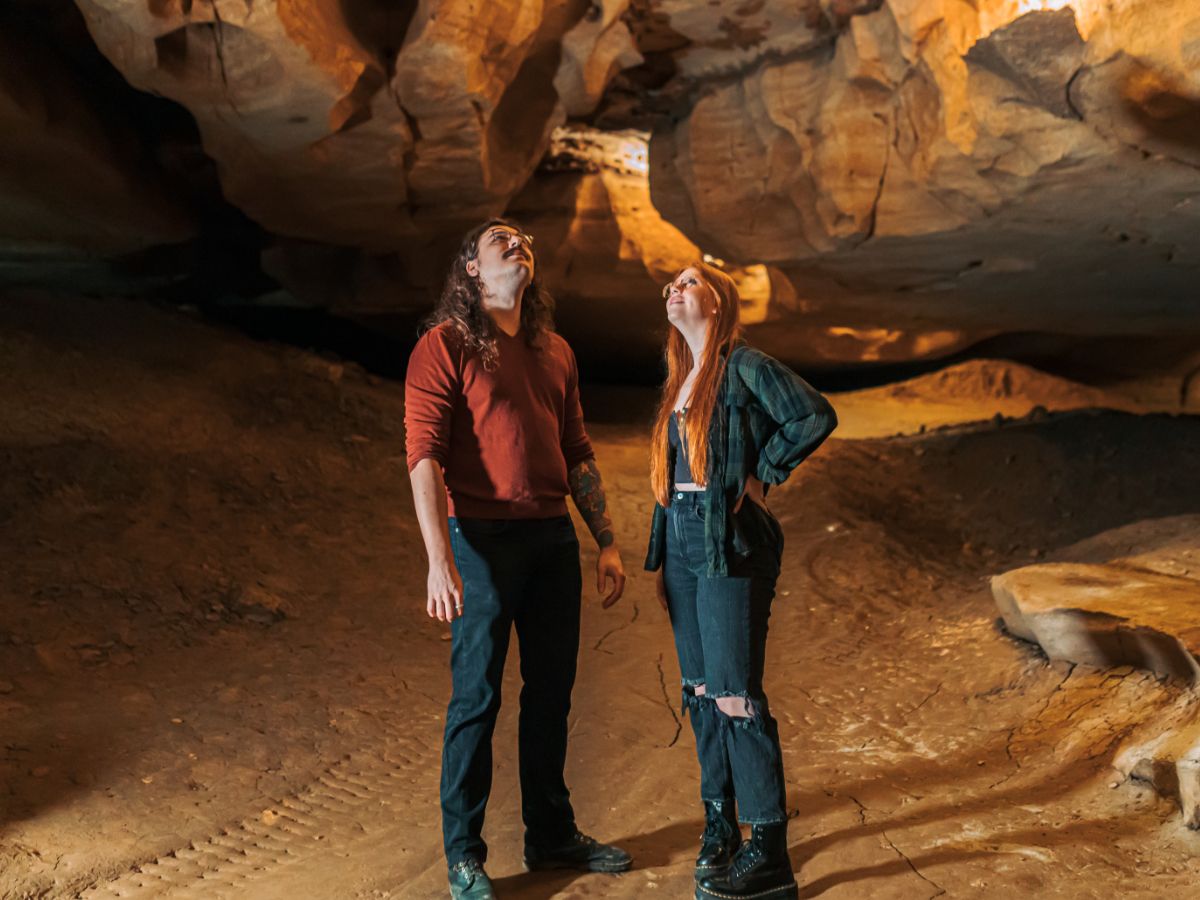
[{"xmin": 662, "ymin": 276, "xmax": 699, "ymax": 299}]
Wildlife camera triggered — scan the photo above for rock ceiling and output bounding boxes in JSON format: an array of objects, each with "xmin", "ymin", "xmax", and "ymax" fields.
[{"xmin": 3, "ymin": 0, "xmax": 1199, "ymax": 366}]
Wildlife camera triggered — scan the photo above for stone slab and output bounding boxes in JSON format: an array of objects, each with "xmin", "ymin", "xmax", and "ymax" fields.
[{"xmin": 993, "ymin": 562, "xmax": 1200, "ymax": 682}]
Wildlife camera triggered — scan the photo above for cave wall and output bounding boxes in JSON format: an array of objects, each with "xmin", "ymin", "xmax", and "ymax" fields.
[{"xmin": 2, "ymin": 0, "xmax": 1198, "ymax": 369}]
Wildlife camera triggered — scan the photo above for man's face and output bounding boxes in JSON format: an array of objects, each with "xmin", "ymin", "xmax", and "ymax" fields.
[{"xmin": 466, "ymin": 225, "xmax": 535, "ymax": 294}]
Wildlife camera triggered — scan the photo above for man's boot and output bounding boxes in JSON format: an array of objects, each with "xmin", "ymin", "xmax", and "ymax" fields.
[
  {"xmin": 448, "ymin": 857, "xmax": 496, "ymax": 899},
  {"xmin": 524, "ymin": 830, "xmax": 632, "ymax": 873},
  {"xmin": 694, "ymin": 800, "xmax": 741, "ymax": 882},
  {"xmin": 695, "ymin": 821, "xmax": 797, "ymax": 900}
]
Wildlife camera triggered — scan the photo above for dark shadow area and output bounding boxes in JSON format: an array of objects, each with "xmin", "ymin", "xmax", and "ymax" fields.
[
  {"xmin": 792, "ymin": 749, "xmax": 1116, "ymax": 870},
  {"xmin": 827, "ymin": 410, "xmax": 1200, "ymax": 567},
  {"xmin": 201, "ymin": 306, "xmax": 427, "ymax": 380},
  {"xmin": 490, "ymin": 819, "xmax": 699, "ymax": 897},
  {"xmin": 163, "ymin": 295, "xmax": 1200, "ymax": 391},
  {"xmin": 489, "ymin": 868, "xmax": 591, "ymax": 897},
  {"xmin": 337, "ymin": 0, "xmax": 419, "ymax": 76},
  {"xmin": 0, "ymin": 1, "xmax": 276, "ymax": 304},
  {"xmin": 1120, "ymin": 61, "xmax": 1200, "ymax": 161}
]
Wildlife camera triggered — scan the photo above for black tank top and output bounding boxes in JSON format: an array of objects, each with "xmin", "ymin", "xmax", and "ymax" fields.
[{"xmin": 667, "ymin": 409, "xmax": 696, "ymax": 485}]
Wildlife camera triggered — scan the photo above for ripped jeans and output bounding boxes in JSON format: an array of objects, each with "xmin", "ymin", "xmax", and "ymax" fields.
[{"xmin": 663, "ymin": 489, "xmax": 787, "ymax": 825}]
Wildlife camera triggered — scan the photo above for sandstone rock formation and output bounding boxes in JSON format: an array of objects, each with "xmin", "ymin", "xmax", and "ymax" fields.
[
  {"xmin": 69, "ymin": 0, "xmax": 636, "ymax": 280},
  {"xmin": 649, "ymin": 0, "xmax": 1200, "ymax": 359},
  {"xmin": 1114, "ymin": 692, "xmax": 1200, "ymax": 829},
  {"xmin": 993, "ymin": 562, "xmax": 1200, "ymax": 681},
  {"xmin": 74, "ymin": 0, "xmax": 419, "ymax": 252},
  {"xmin": 509, "ymin": 126, "xmax": 779, "ymax": 371},
  {"xmin": 511, "ymin": 126, "xmax": 705, "ymax": 368},
  {"xmin": 995, "ymin": 516, "xmax": 1200, "ymax": 827},
  {"xmin": 0, "ymin": 0, "xmax": 1192, "ymax": 368},
  {"xmin": 555, "ymin": 1, "xmax": 643, "ymax": 117}
]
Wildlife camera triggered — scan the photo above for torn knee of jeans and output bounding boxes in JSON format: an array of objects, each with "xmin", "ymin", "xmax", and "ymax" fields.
[
  {"xmin": 681, "ymin": 681, "xmax": 708, "ymax": 715},
  {"xmin": 713, "ymin": 693, "xmax": 763, "ymax": 726}
]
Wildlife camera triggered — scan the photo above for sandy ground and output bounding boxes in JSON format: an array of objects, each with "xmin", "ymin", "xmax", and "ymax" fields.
[{"xmin": 3, "ymin": 292, "xmax": 1200, "ymax": 900}]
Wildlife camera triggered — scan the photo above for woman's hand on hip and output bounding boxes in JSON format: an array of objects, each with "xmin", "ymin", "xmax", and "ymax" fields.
[{"xmin": 734, "ymin": 475, "xmax": 768, "ymax": 513}]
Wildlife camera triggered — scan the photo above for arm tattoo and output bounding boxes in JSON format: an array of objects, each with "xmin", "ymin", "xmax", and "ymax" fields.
[{"xmin": 568, "ymin": 458, "xmax": 615, "ymax": 548}]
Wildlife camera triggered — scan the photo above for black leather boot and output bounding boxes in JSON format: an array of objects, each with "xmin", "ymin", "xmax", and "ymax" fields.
[
  {"xmin": 695, "ymin": 800, "xmax": 741, "ymax": 881},
  {"xmin": 695, "ymin": 821, "xmax": 797, "ymax": 900},
  {"xmin": 524, "ymin": 830, "xmax": 632, "ymax": 873}
]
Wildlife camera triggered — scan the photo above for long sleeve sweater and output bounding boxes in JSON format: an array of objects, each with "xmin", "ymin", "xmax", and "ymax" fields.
[{"xmin": 404, "ymin": 322, "xmax": 594, "ymax": 518}]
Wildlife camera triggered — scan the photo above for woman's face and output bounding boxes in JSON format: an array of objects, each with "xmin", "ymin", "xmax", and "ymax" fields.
[{"xmin": 664, "ymin": 267, "xmax": 719, "ymax": 330}]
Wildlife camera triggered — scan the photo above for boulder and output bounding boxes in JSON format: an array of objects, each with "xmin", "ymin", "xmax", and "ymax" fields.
[
  {"xmin": 993, "ymin": 562, "xmax": 1200, "ymax": 682},
  {"xmin": 995, "ymin": 516, "xmax": 1200, "ymax": 828}
]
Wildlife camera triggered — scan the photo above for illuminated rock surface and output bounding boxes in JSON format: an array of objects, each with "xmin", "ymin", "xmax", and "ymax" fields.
[
  {"xmin": 0, "ymin": 0, "xmax": 1188, "ymax": 364},
  {"xmin": 993, "ymin": 563, "xmax": 1200, "ymax": 680},
  {"xmin": 995, "ymin": 516, "xmax": 1200, "ymax": 827},
  {"xmin": 69, "ymin": 1, "xmax": 614, "ymax": 268},
  {"xmin": 649, "ymin": 0, "xmax": 1200, "ymax": 357},
  {"xmin": 1116, "ymin": 693, "xmax": 1200, "ymax": 829},
  {"xmin": 993, "ymin": 516, "xmax": 1200, "ymax": 681}
]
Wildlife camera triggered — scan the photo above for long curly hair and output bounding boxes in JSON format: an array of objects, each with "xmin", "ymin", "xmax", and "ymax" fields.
[{"xmin": 424, "ymin": 217, "xmax": 556, "ymax": 370}]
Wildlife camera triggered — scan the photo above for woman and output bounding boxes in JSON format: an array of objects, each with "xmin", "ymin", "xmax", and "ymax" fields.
[{"xmin": 644, "ymin": 262, "xmax": 836, "ymax": 900}]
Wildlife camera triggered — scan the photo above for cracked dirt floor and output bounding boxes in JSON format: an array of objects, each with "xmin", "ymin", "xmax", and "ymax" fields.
[{"xmin": 4, "ymin": 292, "xmax": 1200, "ymax": 899}]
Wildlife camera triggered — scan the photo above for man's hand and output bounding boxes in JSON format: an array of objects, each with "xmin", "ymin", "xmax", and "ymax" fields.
[
  {"xmin": 596, "ymin": 545, "xmax": 626, "ymax": 608},
  {"xmin": 655, "ymin": 568, "xmax": 668, "ymax": 612},
  {"xmin": 427, "ymin": 558, "xmax": 464, "ymax": 622},
  {"xmin": 733, "ymin": 475, "xmax": 768, "ymax": 514},
  {"xmin": 410, "ymin": 459, "xmax": 462, "ymax": 623}
]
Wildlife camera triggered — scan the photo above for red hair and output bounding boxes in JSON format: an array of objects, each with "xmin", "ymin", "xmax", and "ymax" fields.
[{"xmin": 650, "ymin": 262, "xmax": 743, "ymax": 507}]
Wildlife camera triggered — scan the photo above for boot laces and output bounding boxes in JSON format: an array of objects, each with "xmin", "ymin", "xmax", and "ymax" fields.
[
  {"xmin": 701, "ymin": 805, "xmax": 731, "ymax": 846},
  {"xmin": 452, "ymin": 858, "xmax": 485, "ymax": 881},
  {"xmin": 729, "ymin": 841, "xmax": 765, "ymax": 882}
]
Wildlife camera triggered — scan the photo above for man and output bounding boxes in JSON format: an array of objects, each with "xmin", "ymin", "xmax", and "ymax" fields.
[{"xmin": 405, "ymin": 218, "xmax": 632, "ymax": 899}]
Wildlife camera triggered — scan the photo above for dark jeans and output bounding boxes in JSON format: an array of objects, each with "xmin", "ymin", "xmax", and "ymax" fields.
[
  {"xmin": 441, "ymin": 515, "xmax": 583, "ymax": 867},
  {"xmin": 663, "ymin": 490, "xmax": 787, "ymax": 824}
]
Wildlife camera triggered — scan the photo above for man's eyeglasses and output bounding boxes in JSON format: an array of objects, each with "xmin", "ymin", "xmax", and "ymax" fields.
[{"xmin": 484, "ymin": 228, "xmax": 535, "ymax": 249}]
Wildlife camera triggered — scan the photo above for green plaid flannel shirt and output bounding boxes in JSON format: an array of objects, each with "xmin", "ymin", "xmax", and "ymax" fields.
[{"xmin": 643, "ymin": 342, "xmax": 837, "ymax": 577}]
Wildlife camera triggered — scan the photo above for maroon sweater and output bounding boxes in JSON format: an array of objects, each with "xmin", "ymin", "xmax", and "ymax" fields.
[{"xmin": 404, "ymin": 323, "xmax": 594, "ymax": 518}]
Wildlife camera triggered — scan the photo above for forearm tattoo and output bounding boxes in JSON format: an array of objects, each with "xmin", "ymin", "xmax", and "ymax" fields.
[{"xmin": 568, "ymin": 458, "xmax": 615, "ymax": 548}]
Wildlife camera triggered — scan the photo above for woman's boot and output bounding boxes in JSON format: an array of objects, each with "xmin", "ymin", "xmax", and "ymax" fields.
[
  {"xmin": 695, "ymin": 821, "xmax": 797, "ymax": 900},
  {"xmin": 694, "ymin": 799, "xmax": 741, "ymax": 881}
]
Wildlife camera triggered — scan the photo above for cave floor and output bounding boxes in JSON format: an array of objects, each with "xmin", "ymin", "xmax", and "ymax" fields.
[{"xmin": 3, "ymin": 293, "xmax": 1200, "ymax": 899}]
